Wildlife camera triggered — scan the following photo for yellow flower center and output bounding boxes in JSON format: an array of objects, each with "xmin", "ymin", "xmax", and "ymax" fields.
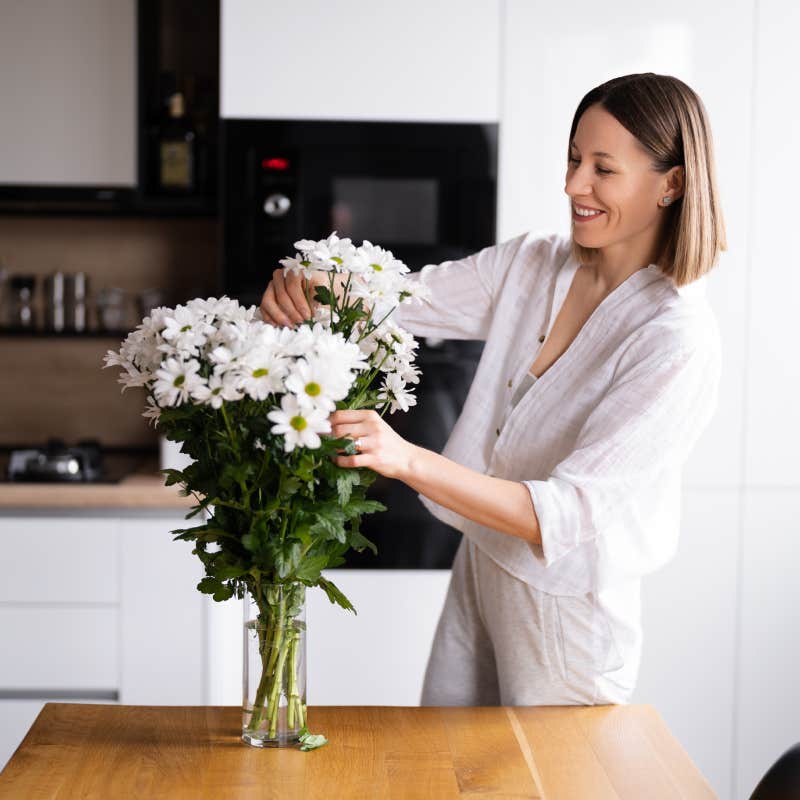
[
  {"xmin": 252, "ymin": 368, "xmax": 269, "ymax": 378},
  {"xmin": 290, "ymin": 415, "xmax": 307, "ymax": 431},
  {"xmin": 305, "ymin": 381, "xmax": 321, "ymax": 396},
  {"xmin": 371, "ymin": 263, "xmax": 383, "ymax": 271},
  {"xmin": 173, "ymin": 375, "xmax": 185, "ymax": 387}
]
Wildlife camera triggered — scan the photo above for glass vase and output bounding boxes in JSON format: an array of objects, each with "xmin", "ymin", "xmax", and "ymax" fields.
[{"xmin": 242, "ymin": 581, "xmax": 307, "ymax": 747}]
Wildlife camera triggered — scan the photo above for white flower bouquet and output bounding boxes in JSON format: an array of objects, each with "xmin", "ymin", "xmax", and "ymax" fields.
[{"xmin": 103, "ymin": 232, "xmax": 429, "ymax": 747}]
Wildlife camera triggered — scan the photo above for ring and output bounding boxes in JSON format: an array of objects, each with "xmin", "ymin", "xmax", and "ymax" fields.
[{"xmin": 353, "ymin": 437, "xmax": 363, "ymax": 453}]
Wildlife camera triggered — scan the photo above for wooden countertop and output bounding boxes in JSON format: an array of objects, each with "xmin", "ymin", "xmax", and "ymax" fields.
[
  {"xmin": 0, "ymin": 703, "xmax": 717, "ymax": 799},
  {"xmin": 0, "ymin": 473, "xmax": 194, "ymax": 509}
]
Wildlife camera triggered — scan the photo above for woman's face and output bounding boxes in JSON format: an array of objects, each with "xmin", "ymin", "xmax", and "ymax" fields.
[{"xmin": 565, "ymin": 103, "xmax": 682, "ymax": 260}]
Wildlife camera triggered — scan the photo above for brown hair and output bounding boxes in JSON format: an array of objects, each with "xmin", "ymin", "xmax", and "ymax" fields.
[{"xmin": 568, "ymin": 73, "xmax": 727, "ymax": 287}]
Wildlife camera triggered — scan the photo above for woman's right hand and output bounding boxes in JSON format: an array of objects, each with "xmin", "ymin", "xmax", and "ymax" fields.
[{"xmin": 260, "ymin": 268, "xmax": 346, "ymax": 327}]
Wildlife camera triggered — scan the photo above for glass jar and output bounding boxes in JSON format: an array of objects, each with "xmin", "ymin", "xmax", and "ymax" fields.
[
  {"xmin": 242, "ymin": 581, "xmax": 307, "ymax": 747},
  {"xmin": 9, "ymin": 275, "xmax": 37, "ymax": 329}
]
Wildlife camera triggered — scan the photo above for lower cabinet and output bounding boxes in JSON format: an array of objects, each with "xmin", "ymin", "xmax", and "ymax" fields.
[
  {"xmin": 0, "ymin": 513, "xmax": 205, "ymax": 772},
  {"xmin": 205, "ymin": 569, "xmax": 453, "ymax": 707}
]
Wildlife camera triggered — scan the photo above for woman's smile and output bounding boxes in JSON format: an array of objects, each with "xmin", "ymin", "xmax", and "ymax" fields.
[{"xmin": 572, "ymin": 201, "xmax": 606, "ymax": 222}]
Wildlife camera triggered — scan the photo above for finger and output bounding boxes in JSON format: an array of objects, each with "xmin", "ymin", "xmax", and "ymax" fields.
[
  {"xmin": 329, "ymin": 423, "xmax": 363, "ymax": 441},
  {"xmin": 334, "ymin": 454, "xmax": 370, "ymax": 469},
  {"xmin": 261, "ymin": 285, "xmax": 295, "ymax": 328},
  {"xmin": 272, "ymin": 269, "xmax": 307, "ymax": 324},
  {"xmin": 329, "ymin": 409, "xmax": 370, "ymax": 424},
  {"xmin": 285, "ymin": 271, "xmax": 314, "ymax": 319}
]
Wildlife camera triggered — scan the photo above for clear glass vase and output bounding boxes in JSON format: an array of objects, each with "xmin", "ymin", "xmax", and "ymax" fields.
[{"xmin": 242, "ymin": 581, "xmax": 307, "ymax": 747}]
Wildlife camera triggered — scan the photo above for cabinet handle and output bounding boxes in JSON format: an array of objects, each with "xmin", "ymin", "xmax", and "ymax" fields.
[{"xmin": 0, "ymin": 689, "xmax": 118, "ymax": 701}]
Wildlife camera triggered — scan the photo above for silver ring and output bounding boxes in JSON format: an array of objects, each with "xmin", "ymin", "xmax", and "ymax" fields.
[{"xmin": 353, "ymin": 437, "xmax": 363, "ymax": 453}]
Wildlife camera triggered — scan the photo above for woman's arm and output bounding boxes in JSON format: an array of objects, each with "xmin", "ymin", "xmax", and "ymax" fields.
[
  {"xmin": 403, "ymin": 444, "xmax": 543, "ymax": 545},
  {"xmin": 329, "ymin": 409, "xmax": 542, "ymax": 545}
]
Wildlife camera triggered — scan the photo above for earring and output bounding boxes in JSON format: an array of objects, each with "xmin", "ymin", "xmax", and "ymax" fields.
[{"xmin": 662, "ymin": 196, "xmax": 672, "ymax": 206}]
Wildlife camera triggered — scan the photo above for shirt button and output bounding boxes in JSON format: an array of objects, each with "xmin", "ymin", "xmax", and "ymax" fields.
[
  {"xmin": 495, "ymin": 427, "xmax": 501, "ymax": 436},
  {"xmin": 507, "ymin": 379, "xmax": 512, "ymax": 388},
  {"xmin": 538, "ymin": 334, "xmax": 546, "ymax": 343}
]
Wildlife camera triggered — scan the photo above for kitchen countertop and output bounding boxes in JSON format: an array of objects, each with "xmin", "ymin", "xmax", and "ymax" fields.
[
  {"xmin": 0, "ymin": 703, "xmax": 717, "ymax": 799},
  {"xmin": 0, "ymin": 449, "xmax": 195, "ymax": 509},
  {"xmin": 0, "ymin": 472, "xmax": 194, "ymax": 509}
]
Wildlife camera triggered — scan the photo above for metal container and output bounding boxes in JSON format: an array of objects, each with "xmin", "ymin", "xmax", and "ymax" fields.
[
  {"xmin": 44, "ymin": 272, "xmax": 66, "ymax": 331},
  {"xmin": 65, "ymin": 272, "xmax": 89, "ymax": 331}
]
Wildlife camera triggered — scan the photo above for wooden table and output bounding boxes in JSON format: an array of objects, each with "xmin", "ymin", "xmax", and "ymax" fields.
[{"xmin": 0, "ymin": 703, "xmax": 717, "ymax": 799}]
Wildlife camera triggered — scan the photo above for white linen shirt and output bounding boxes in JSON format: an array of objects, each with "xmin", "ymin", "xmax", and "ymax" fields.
[{"xmin": 392, "ymin": 230, "xmax": 722, "ymax": 598}]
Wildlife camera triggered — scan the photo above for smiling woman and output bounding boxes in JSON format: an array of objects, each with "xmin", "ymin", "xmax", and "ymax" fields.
[{"xmin": 260, "ymin": 72, "xmax": 726, "ymax": 710}]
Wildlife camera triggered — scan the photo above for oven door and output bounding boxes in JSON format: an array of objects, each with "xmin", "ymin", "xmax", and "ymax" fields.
[{"xmin": 221, "ymin": 119, "xmax": 497, "ymax": 305}]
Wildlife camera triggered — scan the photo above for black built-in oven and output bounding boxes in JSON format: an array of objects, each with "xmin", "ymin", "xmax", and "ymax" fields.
[{"xmin": 221, "ymin": 119, "xmax": 498, "ymax": 569}]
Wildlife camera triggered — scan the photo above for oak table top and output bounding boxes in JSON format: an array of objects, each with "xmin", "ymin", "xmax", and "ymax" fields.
[{"xmin": 0, "ymin": 702, "xmax": 717, "ymax": 799}]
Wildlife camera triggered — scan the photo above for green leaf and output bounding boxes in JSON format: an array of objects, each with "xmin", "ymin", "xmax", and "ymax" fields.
[
  {"xmin": 342, "ymin": 498, "xmax": 386, "ymax": 520},
  {"xmin": 313, "ymin": 285, "xmax": 332, "ymax": 306},
  {"xmin": 335, "ymin": 470, "xmax": 360, "ymax": 506},
  {"xmin": 348, "ymin": 527, "xmax": 378, "ymax": 556},
  {"xmin": 215, "ymin": 563, "xmax": 249, "ymax": 580},
  {"xmin": 295, "ymin": 554, "xmax": 329, "ymax": 583},
  {"xmin": 299, "ymin": 732, "xmax": 328, "ymax": 751},
  {"xmin": 318, "ymin": 576, "xmax": 357, "ymax": 614}
]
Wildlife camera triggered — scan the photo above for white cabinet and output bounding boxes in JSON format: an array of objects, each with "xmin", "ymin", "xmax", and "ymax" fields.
[
  {"xmin": 735, "ymin": 488, "xmax": 800, "ymax": 798},
  {"xmin": 0, "ymin": 513, "xmax": 205, "ymax": 772},
  {"xmin": 220, "ymin": 0, "xmax": 500, "ymax": 122},
  {"xmin": 206, "ymin": 569, "xmax": 452, "ymax": 707},
  {"xmin": 744, "ymin": 0, "xmax": 800, "ymax": 487},
  {"xmin": 631, "ymin": 488, "xmax": 740, "ymax": 799},
  {"xmin": 0, "ymin": 0, "xmax": 136, "ymax": 186}
]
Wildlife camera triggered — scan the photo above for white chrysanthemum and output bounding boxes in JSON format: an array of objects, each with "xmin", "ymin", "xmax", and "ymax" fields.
[
  {"xmin": 161, "ymin": 305, "xmax": 215, "ymax": 357},
  {"xmin": 285, "ymin": 357, "xmax": 348, "ymax": 412},
  {"xmin": 267, "ymin": 393, "xmax": 332, "ymax": 453},
  {"xmin": 153, "ymin": 358, "xmax": 204, "ymax": 406},
  {"xmin": 238, "ymin": 347, "xmax": 290, "ymax": 400},
  {"xmin": 191, "ymin": 373, "xmax": 242, "ymax": 409},
  {"xmin": 377, "ymin": 372, "xmax": 417, "ymax": 414},
  {"xmin": 293, "ymin": 231, "xmax": 356, "ymax": 272},
  {"xmin": 280, "ymin": 253, "xmax": 316, "ymax": 279},
  {"xmin": 357, "ymin": 240, "xmax": 409, "ymax": 276},
  {"xmin": 142, "ymin": 395, "xmax": 161, "ymax": 425}
]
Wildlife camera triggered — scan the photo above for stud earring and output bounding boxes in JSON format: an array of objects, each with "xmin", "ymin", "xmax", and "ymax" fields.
[{"xmin": 662, "ymin": 196, "xmax": 672, "ymax": 206}]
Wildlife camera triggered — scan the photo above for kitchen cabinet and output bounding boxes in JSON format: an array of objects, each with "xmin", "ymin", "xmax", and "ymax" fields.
[
  {"xmin": 0, "ymin": 0, "xmax": 218, "ymax": 215},
  {"xmin": 206, "ymin": 569, "xmax": 452, "ymax": 707},
  {"xmin": 220, "ymin": 0, "xmax": 499, "ymax": 123},
  {"xmin": 0, "ymin": 512, "xmax": 205, "ymax": 772}
]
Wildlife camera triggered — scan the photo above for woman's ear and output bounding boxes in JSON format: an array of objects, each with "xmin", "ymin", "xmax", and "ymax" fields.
[{"xmin": 664, "ymin": 165, "xmax": 685, "ymax": 201}]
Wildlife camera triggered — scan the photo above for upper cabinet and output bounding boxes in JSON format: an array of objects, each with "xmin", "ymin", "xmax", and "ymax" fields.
[
  {"xmin": 0, "ymin": 0, "xmax": 136, "ymax": 188},
  {"xmin": 220, "ymin": 0, "xmax": 500, "ymax": 123},
  {"xmin": 0, "ymin": 0, "xmax": 219, "ymax": 215}
]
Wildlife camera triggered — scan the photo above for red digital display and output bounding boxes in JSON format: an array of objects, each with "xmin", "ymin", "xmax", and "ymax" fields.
[{"xmin": 261, "ymin": 157, "xmax": 290, "ymax": 171}]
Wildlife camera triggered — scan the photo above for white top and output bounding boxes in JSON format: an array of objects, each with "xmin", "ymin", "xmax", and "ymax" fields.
[{"xmin": 393, "ymin": 230, "xmax": 722, "ymax": 598}]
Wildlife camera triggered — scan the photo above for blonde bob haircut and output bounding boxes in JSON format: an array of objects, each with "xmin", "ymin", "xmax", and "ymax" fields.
[{"xmin": 568, "ymin": 73, "xmax": 727, "ymax": 288}]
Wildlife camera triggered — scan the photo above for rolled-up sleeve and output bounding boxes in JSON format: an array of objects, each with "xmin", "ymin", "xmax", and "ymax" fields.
[
  {"xmin": 523, "ymin": 336, "xmax": 721, "ymax": 569},
  {"xmin": 392, "ymin": 234, "xmax": 526, "ymax": 340}
]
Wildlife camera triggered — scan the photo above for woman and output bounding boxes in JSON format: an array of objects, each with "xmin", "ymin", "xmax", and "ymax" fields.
[{"xmin": 259, "ymin": 73, "xmax": 726, "ymax": 706}]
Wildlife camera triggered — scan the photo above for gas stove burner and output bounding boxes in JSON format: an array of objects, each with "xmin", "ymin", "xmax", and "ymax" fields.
[{"xmin": 7, "ymin": 438, "xmax": 105, "ymax": 482}]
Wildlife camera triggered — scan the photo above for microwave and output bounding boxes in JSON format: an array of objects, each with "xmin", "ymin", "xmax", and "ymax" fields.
[
  {"xmin": 220, "ymin": 118, "xmax": 497, "ymax": 304},
  {"xmin": 219, "ymin": 118, "xmax": 498, "ymax": 569}
]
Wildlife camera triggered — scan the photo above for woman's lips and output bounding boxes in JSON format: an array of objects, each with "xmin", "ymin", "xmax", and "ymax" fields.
[{"xmin": 572, "ymin": 206, "xmax": 605, "ymax": 222}]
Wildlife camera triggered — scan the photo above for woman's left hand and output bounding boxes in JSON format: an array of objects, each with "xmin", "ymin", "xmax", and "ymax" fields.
[{"xmin": 328, "ymin": 409, "xmax": 416, "ymax": 480}]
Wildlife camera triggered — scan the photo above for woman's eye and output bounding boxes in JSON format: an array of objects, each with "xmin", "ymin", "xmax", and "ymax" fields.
[{"xmin": 568, "ymin": 157, "xmax": 612, "ymax": 175}]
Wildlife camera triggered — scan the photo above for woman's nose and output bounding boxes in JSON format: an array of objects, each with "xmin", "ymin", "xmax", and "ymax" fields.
[{"xmin": 564, "ymin": 165, "xmax": 593, "ymax": 197}]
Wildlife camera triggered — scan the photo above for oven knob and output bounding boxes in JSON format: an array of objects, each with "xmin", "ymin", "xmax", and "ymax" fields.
[{"xmin": 263, "ymin": 193, "xmax": 292, "ymax": 218}]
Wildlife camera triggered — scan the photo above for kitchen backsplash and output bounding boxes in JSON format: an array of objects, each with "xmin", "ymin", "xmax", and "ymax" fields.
[{"xmin": 0, "ymin": 215, "xmax": 220, "ymax": 448}]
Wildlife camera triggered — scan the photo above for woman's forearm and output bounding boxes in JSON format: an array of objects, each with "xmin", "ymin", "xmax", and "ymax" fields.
[{"xmin": 399, "ymin": 444, "xmax": 542, "ymax": 545}]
